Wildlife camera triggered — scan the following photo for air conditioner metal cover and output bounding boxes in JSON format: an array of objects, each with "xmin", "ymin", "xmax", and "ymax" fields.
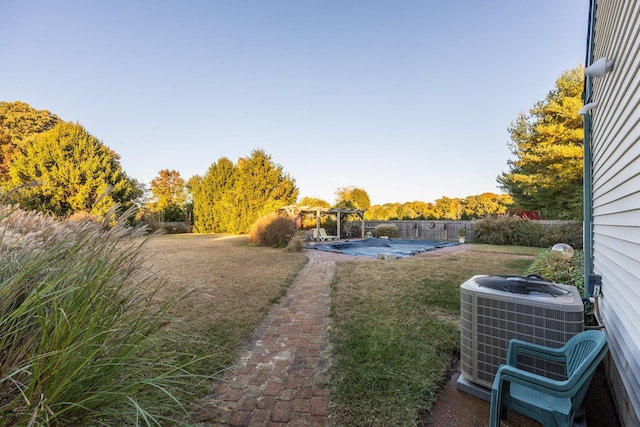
[{"xmin": 460, "ymin": 275, "xmax": 584, "ymax": 389}]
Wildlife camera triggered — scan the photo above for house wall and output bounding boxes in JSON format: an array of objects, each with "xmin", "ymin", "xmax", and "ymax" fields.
[{"xmin": 589, "ymin": 1, "xmax": 640, "ymax": 425}]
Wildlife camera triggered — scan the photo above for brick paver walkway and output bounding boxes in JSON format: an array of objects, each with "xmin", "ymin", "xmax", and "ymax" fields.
[{"xmin": 198, "ymin": 252, "xmax": 334, "ymax": 426}]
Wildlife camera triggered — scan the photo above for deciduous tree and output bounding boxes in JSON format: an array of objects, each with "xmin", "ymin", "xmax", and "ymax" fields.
[
  {"xmin": 432, "ymin": 196, "xmax": 464, "ymax": 220},
  {"xmin": 365, "ymin": 205, "xmax": 392, "ymax": 221},
  {"xmin": 298, "ymin": 196, "xmax": 329, "ymax": 208},
  {"xmin": 402, "ymin": 201, "xmax": 434, "ymax": 219},
  {"xmin": 463, "ymin": 193, "xmax": 513, "ymax": 219},
  {"xmin": 335, "ymin": 186, "xmax": 371, "ymax": 210},
  {"xmin": 148, "ymin": 169, "xmax": 188, "ymax": 221}
]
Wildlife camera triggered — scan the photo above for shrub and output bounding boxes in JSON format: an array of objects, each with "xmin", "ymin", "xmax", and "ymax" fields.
[
  {"xmin": 0, "ymin": 205, "xmax": 208, "ymax": 425},
  {"xmin": 162, "ymin": 203, "xmax": 187, "ymax": 222},
  {"xmin": 472, "ymin": 216, "xmax": 533, "ymax": 245},
  {"xmin": 524, "ymin": 248, "xmax": 585, "ymax": 294},
  {"xmin": 513, "ymin": 218, "xmax": 545, "ymax": 247},
  {"xmin": 286, "ymin": 235, "xmax": 305, "ymax": 253},
  {"xmin": 540, "ymin": 222, "xmax": 583, "ymax": 249},
  {"xmin": 163, "ymin": 221, "xmax": 192, "ymax": 234},
  {"xmin": 67, "ymin": 210, "xmax": 101, "ymax": 223},
  {"xmin": 373, "ymin": 223, "xmax": 398, "ymax": 238},
  {"xmin": 142, "ymin": 211, "xmax": 165, "ymax": 232},
  {"xmin": 138, "ymin": 210, "xmax": 190, "ymax": 234},
  {"xmin": 473, "ymin": 216, "xmax": 582, "ymax": 248},
  {"xmin": 250, "ymin": 213, "xmax": 297, "ymax": 247}
]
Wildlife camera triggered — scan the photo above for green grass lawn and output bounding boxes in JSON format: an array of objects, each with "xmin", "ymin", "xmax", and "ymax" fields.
[
  {"xmin": 328, "ymin": 246, "xmax": 539, "ymax": 426},
  {"xmin": 466, "ymin": 243, "xmax": 543, "ymax": 256}
]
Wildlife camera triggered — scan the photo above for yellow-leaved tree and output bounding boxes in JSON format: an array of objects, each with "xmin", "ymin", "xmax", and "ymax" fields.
[{"xmin": 148, "ymin": 169, "xmax": 188, "ymax": 221}]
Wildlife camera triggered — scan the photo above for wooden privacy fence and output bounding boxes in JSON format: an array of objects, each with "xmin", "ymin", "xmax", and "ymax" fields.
[
  {"xmin": 363, "ymin": 220, "xmax": 582, "ymax": 242},
  {"xmin": 365, "ymin": 220, "xmax": 473, "ymax": 241}
]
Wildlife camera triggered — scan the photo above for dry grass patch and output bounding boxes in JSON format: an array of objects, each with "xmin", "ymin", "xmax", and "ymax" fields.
[
  {"xmin": 466, "ymin": 243, "xmax": 543, "ymax": 256},
  {"xmin": 140, "ymin": 233, "xmax": 308, "ymax": 371}
]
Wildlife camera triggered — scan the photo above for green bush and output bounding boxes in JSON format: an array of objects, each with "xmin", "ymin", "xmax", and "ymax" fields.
[
  {"xmin": 0, "ymin": 205, "xmax": 208, "ymax": 425},
  {"xmin": 250, "ymin": 213, "xmax": 298, "ymax": 247},
  {"xmin": 473, "ymin": 217, "xmax": 583, "ymax": 249},
  {"xmin": 540, "ymin": 222, "xmax": 583, "ymax": 249},
  {"xmin": 138, "ymin": 211, "xmax": 191, "ymax": 234},
  {"xmin": 524, "ymin": 248, "xmax": 585, "ymax": 294},
  {"xmin": 472, "ymin": 216, "xmax": 533, "ymax": 245},
  {"xmin": 373, "ymin": 223, "xmax": 398, "ymax": 238},
  {"xmin": 513, "ymin": 219, "xmax": 545, "ymax": 247},
  {"xmin": 162, "ymin": 203, "xmax": 187, "ymax": 222}
]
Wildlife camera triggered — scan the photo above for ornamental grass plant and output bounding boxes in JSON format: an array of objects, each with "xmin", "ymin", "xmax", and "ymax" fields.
[
  {"xmin": 372, "ymin": 223, "xmax": 398, "ymax": 238},
  {"xmin": 0, "ymin": 205, "xmax": 209, "ymax": 426},
  {"xmin": 249, "ymin": 213, "xmax": 297, "ymax": 247}
]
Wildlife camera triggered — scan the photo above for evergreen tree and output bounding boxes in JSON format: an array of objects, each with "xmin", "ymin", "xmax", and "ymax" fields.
[
  {"xmin": 0, "ymin": 101, "xmax": 61, "ymax": 182},
  {"xmin": 188, "ymin": 175, "xmax": 206, "ymax": 230},
  {"xmin": 232, "ymin": 149, "xmax": 298, "ymax": 233},
  {"xmin": 191, "ymin": 157, "xmax": 236, "ymax": 233},
  {"xmin": 192, "ymin": 150, "xmax": 297, "ymax": 233},
  {"xmin": 497, "ymin": 67, "xmax": 584, "ymax": 219},
  {"xmin": 7, "ymin": 122, "xmax": 135, "ymax": 217}
]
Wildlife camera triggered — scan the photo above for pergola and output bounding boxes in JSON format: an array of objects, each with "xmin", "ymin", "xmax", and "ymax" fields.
[{"xmin": 278, "ymin": 205, "xmax": 366, "ymax": 239}]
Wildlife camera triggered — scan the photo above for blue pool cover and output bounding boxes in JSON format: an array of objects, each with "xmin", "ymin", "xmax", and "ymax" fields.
[{"xmin": 309, "ymin": 237, "xmax": 459, "ymax": 258}]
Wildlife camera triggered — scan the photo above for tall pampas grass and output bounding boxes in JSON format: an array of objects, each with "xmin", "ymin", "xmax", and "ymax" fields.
[{"xmin": 0, "ymin": 204, "xmax": 208, "ymax": 426}]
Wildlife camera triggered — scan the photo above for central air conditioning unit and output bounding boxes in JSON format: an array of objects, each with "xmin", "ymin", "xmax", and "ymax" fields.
[{"xmin": 459, "ymin": 275, "xmax": 584, "ymax": 394}]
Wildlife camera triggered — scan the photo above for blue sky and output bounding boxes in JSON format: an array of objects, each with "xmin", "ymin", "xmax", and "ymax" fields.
[{"xmin": 1, "ymin": 1, "xmax": 589, "ymax": 205}]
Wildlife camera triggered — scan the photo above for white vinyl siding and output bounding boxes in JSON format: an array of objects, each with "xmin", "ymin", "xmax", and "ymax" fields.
[{"xmin": 590, "ymin": 1, "xmax": 640, "ymax": 425}]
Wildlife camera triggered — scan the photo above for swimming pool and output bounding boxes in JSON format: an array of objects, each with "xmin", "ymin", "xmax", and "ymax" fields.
[{"xmin": 308, "ymin": 237, "xmax": 459, "ymax": 259}]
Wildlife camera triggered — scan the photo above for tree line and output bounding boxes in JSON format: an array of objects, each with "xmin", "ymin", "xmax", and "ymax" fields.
[{"xmin": 0, "ymin": 67, "xmax": 584, "ymax": 230}]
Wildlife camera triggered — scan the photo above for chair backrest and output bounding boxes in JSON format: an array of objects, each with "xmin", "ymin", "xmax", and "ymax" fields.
[
  {"xmin": 319, "ymin": 228, "xmax": 329, "ymax": 237},
  {"xmin": 564, "ymin": 330, "xmax": 608, "ymax": 409},
  {"xmin": 565, "ymin": 330, "xmax": 608, "ymax": 377}
]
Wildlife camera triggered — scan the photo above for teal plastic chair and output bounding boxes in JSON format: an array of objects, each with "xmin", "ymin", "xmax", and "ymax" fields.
[{"xmin": 489, "ymin": 330, "xmax": 608, "ymax": 427}]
